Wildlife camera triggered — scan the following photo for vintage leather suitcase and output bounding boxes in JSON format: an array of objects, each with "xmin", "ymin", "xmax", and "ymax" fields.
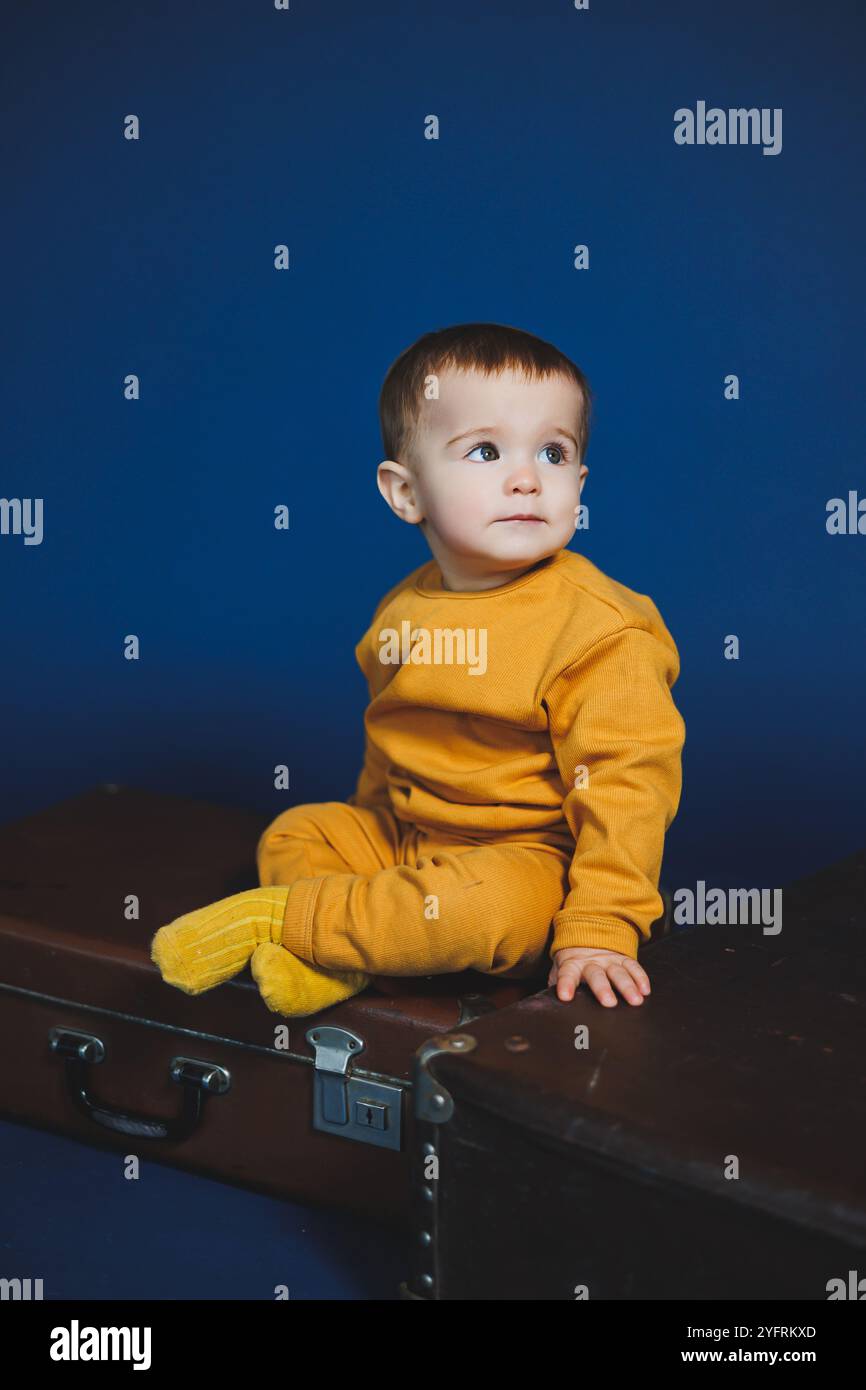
[
  {"xmin": 0, "ymin": 784, "xmax": 541, "ymax": 1228},
  {"xmin": 405, "ymin": 847, "xmax": 866, "ymax": 1298}
]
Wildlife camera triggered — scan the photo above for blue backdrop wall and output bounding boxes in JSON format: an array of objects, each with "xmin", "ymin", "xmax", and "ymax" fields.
[{"xmin": 3, "ymin": 0, "xmax": 864, "ymax": 897}]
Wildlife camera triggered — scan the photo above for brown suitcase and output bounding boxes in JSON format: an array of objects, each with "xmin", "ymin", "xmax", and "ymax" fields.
[
  {"xmin": 405, "ymin": 847, "xmax": 866, "ymax": 1298},
  {"xmin": 0, "ymin": 783, "xmax": 541, "ymax": 1228}
]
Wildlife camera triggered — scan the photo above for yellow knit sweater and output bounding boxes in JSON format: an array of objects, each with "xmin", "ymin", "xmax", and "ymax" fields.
[{"xmin": 348, "ymin": 547, "xmax": 686, "ymax": 958}]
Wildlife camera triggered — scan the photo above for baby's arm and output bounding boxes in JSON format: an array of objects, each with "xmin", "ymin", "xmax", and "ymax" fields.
[{"xmin": 544, "ymin": 624, "xmax": 686, "ymax": 1004}]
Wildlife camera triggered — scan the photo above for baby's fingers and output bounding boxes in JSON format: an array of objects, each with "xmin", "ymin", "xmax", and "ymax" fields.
[
  {"xmin": 581, "ymin": 962, "xmax": 619, "ymax": 1007},
  {"xmin": 552, "ymin": 959, "xmax": 582, "ymax": 1002},
  {"xmin": 606, "ymin": 963, "xmax": 646, "ymax": 1006},
  {"xmin": 584, "ymin": 961, "xmax": 648, "ymax": 1007}
]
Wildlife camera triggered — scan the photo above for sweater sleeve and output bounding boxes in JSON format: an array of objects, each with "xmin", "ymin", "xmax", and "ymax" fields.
[{"xmin": 544, "ymin": 625, "xmax": 686, "ymax": 959}]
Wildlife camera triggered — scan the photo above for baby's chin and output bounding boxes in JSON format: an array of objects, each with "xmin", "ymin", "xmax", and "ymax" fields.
[
  {"xmin": 484, "ymin": 523, "xmax": 561, "ymax": 552},
  {"xmin": 435, "ymin": 525, "xmax": 563, "ymax": 566},
  {"xmin": 471, "ymin": 540, "xmax": 562, "ymax": 573}
]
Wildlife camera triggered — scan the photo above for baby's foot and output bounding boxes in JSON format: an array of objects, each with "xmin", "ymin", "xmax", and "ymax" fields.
[
  {"xmin": 151, "ymin": 887, "xmax": 291, "ymax": 995},
  {"xmin": 250, "ymin": 942, "xmax": 369, "ymax": 1017}
]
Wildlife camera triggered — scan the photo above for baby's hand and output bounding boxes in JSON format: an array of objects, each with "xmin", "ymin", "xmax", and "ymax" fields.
[{"xmin": 548, "ymin": 946, "xmax": 650, "ymax": 1008}]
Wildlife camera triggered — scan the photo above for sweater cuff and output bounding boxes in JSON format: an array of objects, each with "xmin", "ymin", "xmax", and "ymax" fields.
[
  {"xmin": 550, "ymin": 916, "xmax": 641, "ymax": 960},
  {"xmin": 278, "ymin": 877, "xmax": 324, "ymax": 960}
]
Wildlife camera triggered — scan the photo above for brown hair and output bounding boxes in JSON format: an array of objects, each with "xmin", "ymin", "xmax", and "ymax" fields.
[{"xmin": 378, "ymin": 322, "xmax": 593, "ymax": 468}]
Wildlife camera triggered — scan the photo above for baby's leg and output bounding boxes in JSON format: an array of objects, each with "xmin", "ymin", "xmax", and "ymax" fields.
[
  {"xmin": 151, "ymin": 801, "xmax": 396, "ymax": 998},
  {"xmin": 267, "ymin": 815, "xmax": 571, "ymax": 978},
  {"xmin": 256, "ymin": 799, "xmax": 399, "ymax": 886}
]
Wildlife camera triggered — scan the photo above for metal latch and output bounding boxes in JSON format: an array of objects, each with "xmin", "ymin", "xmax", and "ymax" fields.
[{"xmin": 306, "ymin": 1025, "xmax": 402, "ymax": 1151}]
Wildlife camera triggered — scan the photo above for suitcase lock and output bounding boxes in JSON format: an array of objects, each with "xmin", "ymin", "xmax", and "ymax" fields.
[{"xmin": 306, "ymin": 1025, "xmax": 402, "ymax": 1151}]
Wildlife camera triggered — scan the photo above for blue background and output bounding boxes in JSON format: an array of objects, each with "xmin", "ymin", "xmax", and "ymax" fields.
[
  {"xmin": 3, "ymin": 0, "xmax": 864, "ymax": 897},
  {"xmin": 0, "ymin": 1116, "xmax": 404, "ymax": 1299}
]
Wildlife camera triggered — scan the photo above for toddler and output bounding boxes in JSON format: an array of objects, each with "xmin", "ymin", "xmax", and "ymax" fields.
[{"xmin": 151, "ymin": 323, "xmax": 685, "ymax": 1017}]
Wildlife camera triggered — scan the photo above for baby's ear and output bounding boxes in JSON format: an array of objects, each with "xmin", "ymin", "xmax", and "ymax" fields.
[
  {"xmin": 375, "ymin": 458, "xmax": 402, "ymax": 506},
  {"xmin": 377, "ymin": 458, "xmax": 426, "ymax": 527}
]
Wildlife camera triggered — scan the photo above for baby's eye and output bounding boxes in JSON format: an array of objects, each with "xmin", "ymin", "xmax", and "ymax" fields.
[
  {"xmin": 466, "ymin": 441, "xmax": 571, "ymax": 464},
  {"xmin": 466, "ymin": 442, "xmax": 499, "ymax": 462},
  {"xmin": 541, "ymin": 443, "xmax": 568, "ymax": 465},
  {"xmin": 464, "ymin": 442, "xmax": 497, "ymax": 464}
]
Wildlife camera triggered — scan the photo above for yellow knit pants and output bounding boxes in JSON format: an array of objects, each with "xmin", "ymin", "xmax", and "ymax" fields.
[{"xmin": 256, "ymin": 800, "xmax": 572, "ymax": 980}]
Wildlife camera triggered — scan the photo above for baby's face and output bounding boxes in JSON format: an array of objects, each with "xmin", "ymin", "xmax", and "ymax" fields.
[{"xmin": 379, "ymin": 366, "xmax": 588, "ymax": 590}]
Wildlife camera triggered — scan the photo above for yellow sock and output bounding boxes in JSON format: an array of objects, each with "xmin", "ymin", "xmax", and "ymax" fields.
[
  {"xmin": 151, "ymin": 886, "xmax": 291, "ymax": 995},
  {"xmin": 250, "ymin": 942, "xmax": 370, "ymax": 1017}
]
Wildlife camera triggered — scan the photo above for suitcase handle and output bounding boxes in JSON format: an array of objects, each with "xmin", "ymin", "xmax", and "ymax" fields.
[{"xmin": 48, "ymin": 1027, "xmax": 230, "ymax": 1143}]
